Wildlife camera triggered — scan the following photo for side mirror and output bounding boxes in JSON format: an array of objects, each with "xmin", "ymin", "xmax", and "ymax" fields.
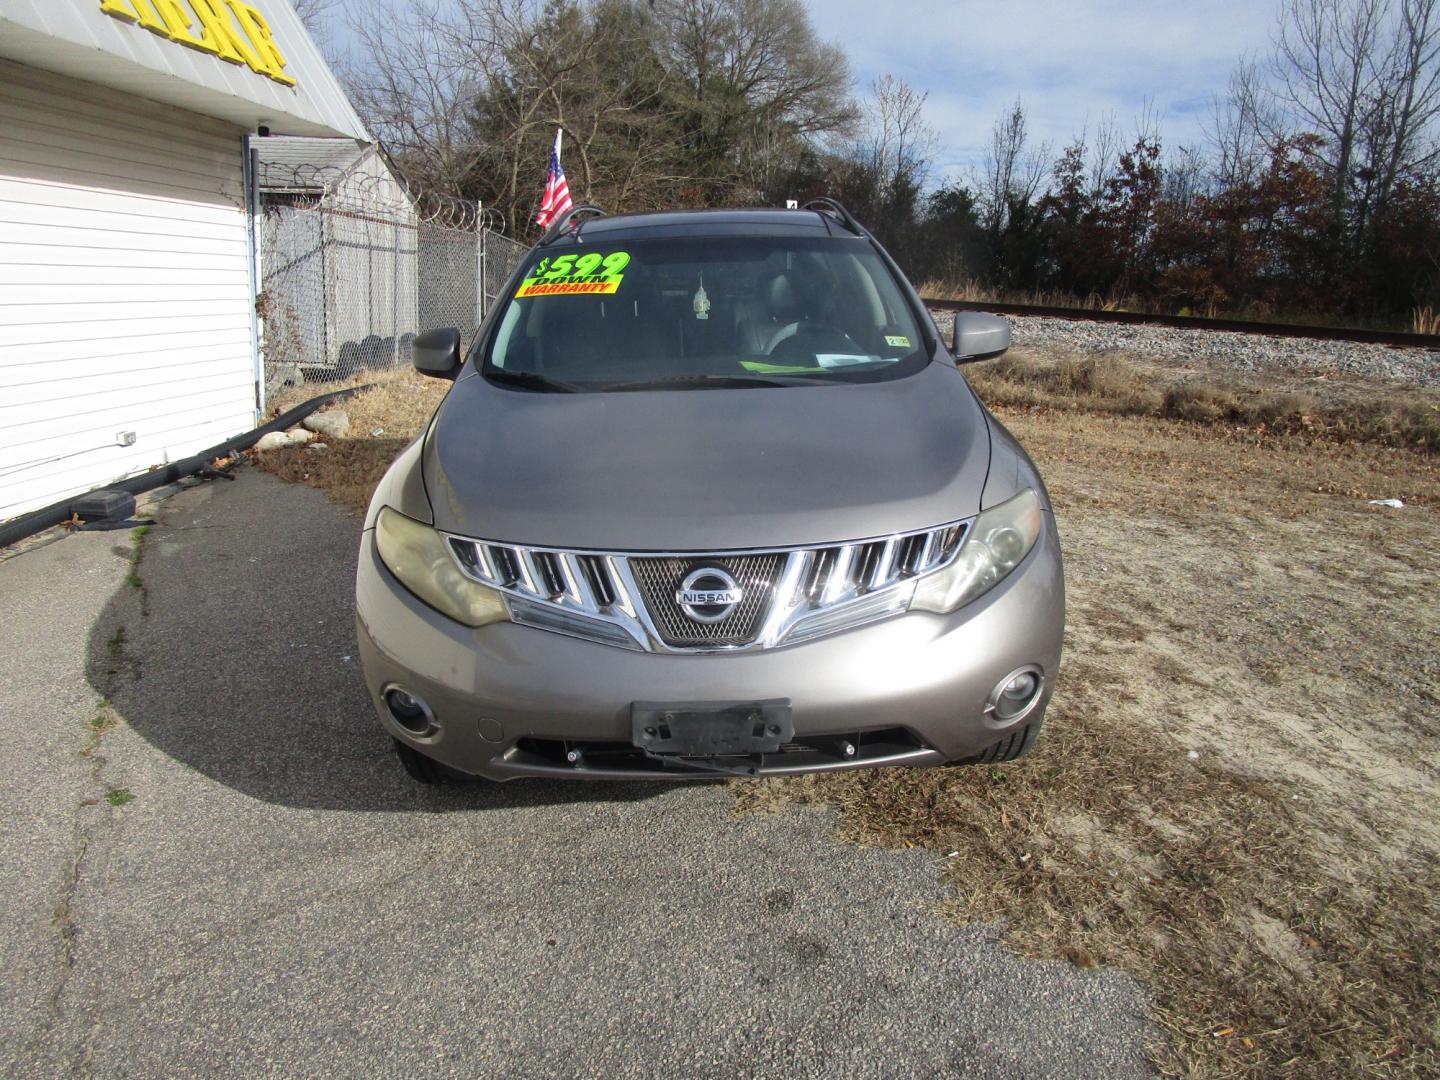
[
  {"xmin": 412, "ymin": 327, "xmax": 462, "ymax": 380},
  {"xmin": 951, "ymin": 312, "xmax": 1010, "ymax": 363}
]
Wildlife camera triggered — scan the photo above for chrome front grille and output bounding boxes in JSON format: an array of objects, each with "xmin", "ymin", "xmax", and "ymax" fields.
[
  {"xmin": 445, "ymin": 519, "xmax": 971, "ymax": 653},
  {"xmin": 630, "ymin": 554, "xmax": 784, "ymax": 646}
]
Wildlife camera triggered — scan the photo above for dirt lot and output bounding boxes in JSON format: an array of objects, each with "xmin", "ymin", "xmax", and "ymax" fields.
[
  {"xmin": 260, "ymin": 355, "xmax": 1440, "ymax": 1077},
  {"xmin": 740, "ymin": 402, "xmax": 1438, "ymax": 1076}
]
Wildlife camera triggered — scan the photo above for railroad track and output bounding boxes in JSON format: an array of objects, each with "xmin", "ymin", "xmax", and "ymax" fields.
[{"xmin": 921, "ymin": 297, "xmax": 1440, "ymax": 350}]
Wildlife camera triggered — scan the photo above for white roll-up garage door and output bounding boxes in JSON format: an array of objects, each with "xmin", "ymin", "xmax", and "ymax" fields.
[{"xmin": 0, "ymin": 58, "xmax": 256, "ymax": 522}]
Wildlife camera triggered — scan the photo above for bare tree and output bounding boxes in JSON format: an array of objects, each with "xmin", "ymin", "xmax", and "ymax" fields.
[
  {"xmin": 1260, "ymin": 0, "xmax": 1440, "ymax": 233},
  {"xmin": 978, "ymin": 97, "xmax": 1050, "ymax": 235},
  {"xmin": 1089, "ymin": 111, "xmax": 1122, "ymax": 201},
  {"xmin": 824, "ymin": 74, "xmax": 935, "ymax": 238},
  {"xmin": 1272, "ymin": 0, "xmax": 1388, "ymax": 213},
  {"xmin": 340, "ymin": 0, "xmax": 493, "ymax": 197},
  {"xmin": 1369, "ymin": 0, "xmax": 1440, "ymax": 213},
  {"xmin": 1163, "ymin": 144, "xmax": 1207, "ymax": 209},
  {"xmin": 1133, "ymin": 96, "xmax": 1164, "ymax": 148},
  {"xmin": 856, "ymin": 75, "xmax": 935, "ymax": 203},
  {"xmin": 1207, "ymin": 57, "xmax": 1275, "ymax": 187},
  {"xmin": 291, "ymin": 0, "xmax": 338, "ymax": 34}
]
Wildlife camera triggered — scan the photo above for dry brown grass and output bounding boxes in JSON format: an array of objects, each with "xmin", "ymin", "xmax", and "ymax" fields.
[
  {"xmin": 254, "ymin": 369, "xmax": 449, "ymax": 513},
  {"xmin": 918, "ymin": 277, "xmax": 1427, "ymax": 329},
  {"xmin": 736, "ymin": 409, "xmax": 1440, "ymax": 1077},
  {"xmin": 968, "ymin": 349, "xmax": 1440, "ymax": 453},
  {"xmin": 918, "ymin": 276, "xmax": 1131, "ymax": 312}
]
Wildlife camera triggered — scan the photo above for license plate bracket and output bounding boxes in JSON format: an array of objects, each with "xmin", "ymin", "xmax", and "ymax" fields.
[{"xmin": 630, "ymin": 700, "xmax": 793, "ymax": 757}]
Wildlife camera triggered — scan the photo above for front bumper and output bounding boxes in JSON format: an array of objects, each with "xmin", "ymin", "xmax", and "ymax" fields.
[{"xmin": 355, "ymin": 517, "xmax": 1064, "ymax": 781}]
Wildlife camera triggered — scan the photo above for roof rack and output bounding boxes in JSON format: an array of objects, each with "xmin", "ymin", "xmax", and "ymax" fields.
[
  {"xmin": 801, "ymin": 198, "xmax": 864, "ymax": 236},
  {"xmin": 537, "ymin": 204, "xmax": 608, "ymax": 246}
]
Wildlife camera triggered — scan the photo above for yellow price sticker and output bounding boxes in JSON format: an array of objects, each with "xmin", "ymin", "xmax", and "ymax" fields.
[{"xmin": 516, "ymin": 251, "xmax": 631, "ymax": 298}]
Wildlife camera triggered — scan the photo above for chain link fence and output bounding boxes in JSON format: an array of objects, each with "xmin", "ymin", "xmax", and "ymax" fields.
[{"xmin": 257, "ymin": 165, "xmax": 527, "ymax": 400}]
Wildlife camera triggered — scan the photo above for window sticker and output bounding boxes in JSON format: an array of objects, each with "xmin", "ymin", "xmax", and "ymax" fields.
[
  {"xmin": 741, "ymin": 357, "xmax": 901, "ymax": 374},
  {"xmin": 818, "ymin": 353, "xmax": 891, "ymax": 368},
  {"xmin": 884, "ymin": 334, "xmax": 912, "ymax": 348},
  {"xmin": 515, "ymin": 251, "xmax": 631, "ymax": 298},
  {"xmin": 741, "ymin": 360, "xmax": 823, "ymax": 373}
]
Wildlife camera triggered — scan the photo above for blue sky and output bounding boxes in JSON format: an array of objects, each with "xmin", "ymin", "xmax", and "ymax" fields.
[
  {"xmin": 314, "ymin": 0, "xmax": 1281, "ymax": 185},
  {"xmin": 805, "ymin": 0, "xmax": 1281, "ymax": 182}
]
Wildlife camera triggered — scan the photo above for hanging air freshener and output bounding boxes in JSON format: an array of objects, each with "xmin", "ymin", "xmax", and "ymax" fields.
[{"xmin": 693, "ymin": 276, "xmax": 710, "ymax": 320}]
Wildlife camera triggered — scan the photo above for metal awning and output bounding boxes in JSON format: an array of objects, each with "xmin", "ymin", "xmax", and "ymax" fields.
[{"xmin": 0, "ymin": 0, "xmax": 369, "ymax": 140}]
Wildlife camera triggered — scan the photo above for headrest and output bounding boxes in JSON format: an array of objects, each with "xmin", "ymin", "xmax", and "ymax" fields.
[{"xmin": 768, "ymin": 274, "xmax": 797, "ymax": 311}]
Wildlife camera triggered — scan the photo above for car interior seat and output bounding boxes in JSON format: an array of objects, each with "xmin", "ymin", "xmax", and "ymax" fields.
[{"xmin": 735, "ymin": 273, "xmax": 802, "ymax": 356}]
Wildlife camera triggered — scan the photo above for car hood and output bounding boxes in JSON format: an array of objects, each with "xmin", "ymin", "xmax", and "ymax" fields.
[{"xmin": 423, "ymin": 360, "xmax": 991, "ymax": 551}]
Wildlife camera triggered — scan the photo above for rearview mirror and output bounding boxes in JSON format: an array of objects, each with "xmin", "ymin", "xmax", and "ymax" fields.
[
  {"xmin": 951, "ymin": 312, "xmax": 1010, "ymax": 363},
  {"xmin": 412, "ymin": 327, "xmax": 462, "ymax": 380}
]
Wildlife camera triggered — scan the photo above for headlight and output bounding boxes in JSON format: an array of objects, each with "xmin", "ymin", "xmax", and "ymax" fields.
[
  {"xmin": 374, "ymin": 507, "xmax": 506, "ymax": 627},
  {"xmin": 911, "ymin": 489, "xmax": 1044, "ymax": 614}
]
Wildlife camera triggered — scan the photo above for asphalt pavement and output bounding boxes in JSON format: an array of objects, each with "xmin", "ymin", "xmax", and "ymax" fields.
[{"xmin": 0, "ymin": 469, "xmax": 1154, "ymax": 1078}]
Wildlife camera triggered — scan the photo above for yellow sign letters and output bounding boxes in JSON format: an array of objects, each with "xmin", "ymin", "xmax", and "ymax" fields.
[{"xmin": 98, "ymin": 0, "xmax": 297, "ymax": 87}]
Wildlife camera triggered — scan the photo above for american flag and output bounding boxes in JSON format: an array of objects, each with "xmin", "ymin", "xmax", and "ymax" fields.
[{"xmin": 534, "ymin": 129, "xmax": 573, "ymax": 229}]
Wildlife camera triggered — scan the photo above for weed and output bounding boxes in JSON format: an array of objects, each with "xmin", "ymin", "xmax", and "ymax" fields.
[
  {"xmin": 88, "ymin": 712, "xmax": 117, "ymax": 735},
  {"xmin": 104, "ymin": 788, "xmax": 134, "ymax": 807},
  {"xmin": 126, "ymin": 525, "xmax": 149, "ymax": 590},
  {"xmin": 257, "ymin": 369, "xmax": 448, "ymax": 513},
  {"xmin": 124, "ymin": 525, "xmax": 151, "ymax": 611}
]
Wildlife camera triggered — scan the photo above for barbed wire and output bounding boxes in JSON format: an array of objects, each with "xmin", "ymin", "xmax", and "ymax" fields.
[
  {"xmin": 256, "ymin": 155, "xmax": 528, "ymax": 394},
  {"xmin": 255, "ymin": 159, "xmax": 509, "ymax": 232}
]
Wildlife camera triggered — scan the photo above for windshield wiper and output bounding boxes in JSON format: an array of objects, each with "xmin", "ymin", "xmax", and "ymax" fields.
[
  {"xmin": 599, "ymin": 374, "xmax": 801, "ymax": 392},
  {"xmin": 483, "ymin": 369, "xmax": 583, "ymax": 393}
]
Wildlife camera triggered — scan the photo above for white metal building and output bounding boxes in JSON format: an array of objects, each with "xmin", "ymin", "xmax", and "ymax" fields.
[{"xmin": 0, "ymin": 0, "xmax": 369, "ymax": 522}]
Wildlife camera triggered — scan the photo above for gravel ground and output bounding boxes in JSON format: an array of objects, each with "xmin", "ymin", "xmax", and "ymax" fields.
[{"xmin": 926, "ymin": 309, "xmax": 1440, "ymax": 386}]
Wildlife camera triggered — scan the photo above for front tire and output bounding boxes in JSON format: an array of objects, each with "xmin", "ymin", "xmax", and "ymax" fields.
[
  {"xmin": 945, "ymin": 720, "xmax": 1043, "ymax": 767},
  {"xmin": 393, "ymin": 738, "xmax": 453, "ymax": 784}
]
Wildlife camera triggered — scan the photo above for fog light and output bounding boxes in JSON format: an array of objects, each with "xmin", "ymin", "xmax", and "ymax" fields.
[
  {"xmin": 1003, "ymin": 671, "xmax": 1038, "ymax": 700},
  {"xmin": 384, "ymin": 686, "xmax": 436, "ymax": 735},
  {"xmin": 989, "ymin": 666, "xmax": 1043, "ymax": 723}
]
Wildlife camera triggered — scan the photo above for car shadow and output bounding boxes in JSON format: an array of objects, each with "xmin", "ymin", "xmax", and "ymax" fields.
[{"xmin": 83, "ymin": 474, "xmax": 673, "ymax": 812}]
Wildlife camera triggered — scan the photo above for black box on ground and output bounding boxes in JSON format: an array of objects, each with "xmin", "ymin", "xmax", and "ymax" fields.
[{"xmin": 70, "ymin": 489, "xmax": 136, "ymax": 522}]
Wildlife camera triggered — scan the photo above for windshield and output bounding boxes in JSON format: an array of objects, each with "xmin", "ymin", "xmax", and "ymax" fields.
[{"xmin": 482, "ymin": 235, "xmax": 929, "ymax": 391}]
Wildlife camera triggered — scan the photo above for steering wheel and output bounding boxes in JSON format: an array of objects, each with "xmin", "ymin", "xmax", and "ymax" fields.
[{"xmin": 765, "ymin": 322, "xmax": 867, "ymax": 361}]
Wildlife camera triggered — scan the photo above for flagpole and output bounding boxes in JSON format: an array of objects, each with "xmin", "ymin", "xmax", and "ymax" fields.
[
  {"xmin": 537, "ymin": 127, "xmax": 571, "ymax": 231},
  {"xmin": 553, "ymin": 129, "xmax": 561, "ymax": 231}
]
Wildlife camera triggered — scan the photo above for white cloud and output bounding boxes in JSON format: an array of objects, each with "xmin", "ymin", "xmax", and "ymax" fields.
[{"xmin": 806, "ymin": 0, "xmax": 1280, "ymax": 182}]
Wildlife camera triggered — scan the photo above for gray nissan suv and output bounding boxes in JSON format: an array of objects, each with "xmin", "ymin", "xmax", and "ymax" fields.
[{"xmin": 355, "ymin": 200, "xmax": 1064, "ymax": 783}]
